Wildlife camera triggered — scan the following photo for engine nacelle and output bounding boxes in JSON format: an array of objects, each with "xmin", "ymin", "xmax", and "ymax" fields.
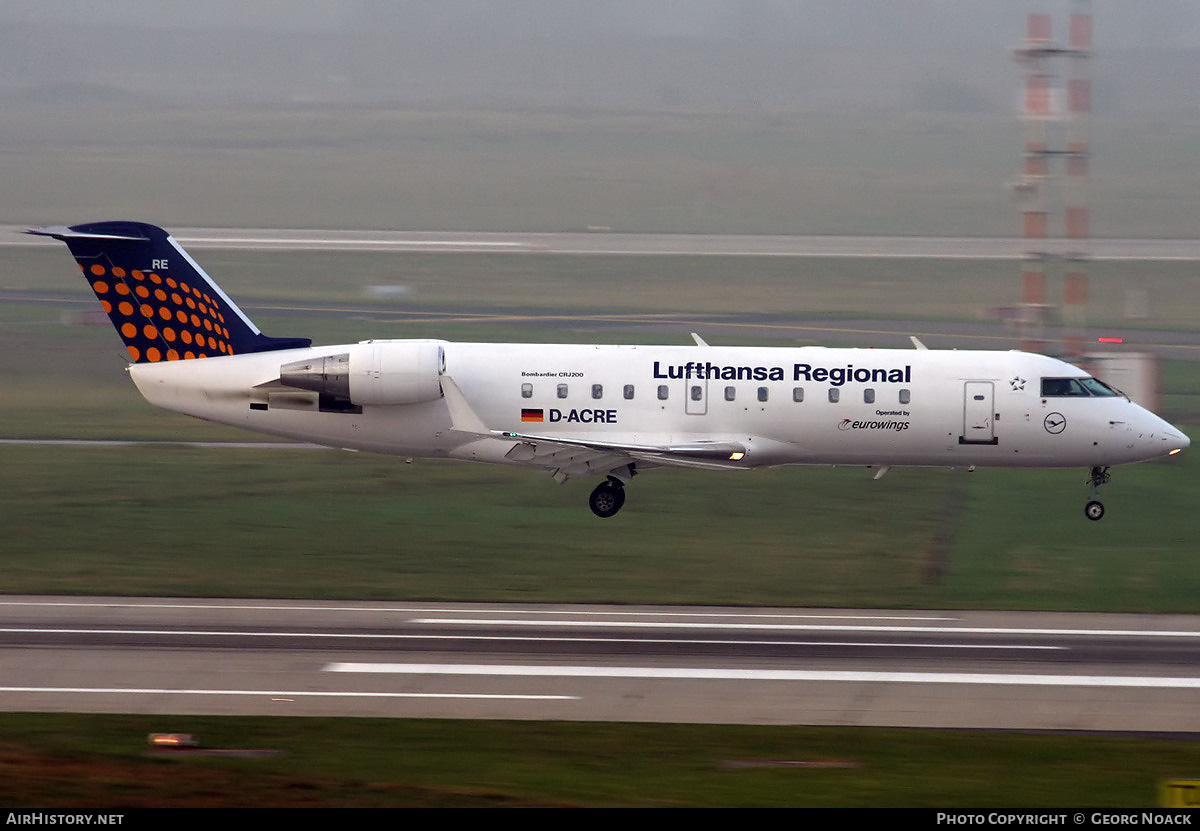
[{"xmin": 279, "ymin": 340, "xmax": 444, "ymax": 405}]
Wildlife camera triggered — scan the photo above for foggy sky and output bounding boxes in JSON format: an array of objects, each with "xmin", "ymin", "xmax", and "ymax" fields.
[
  {"xmin": 3, "ymin": 1, "xmax": 1197, "ymax": 235},
  {"xmin": 2, "ymin": 1, "xmax": 1198, "ymax": 114}
]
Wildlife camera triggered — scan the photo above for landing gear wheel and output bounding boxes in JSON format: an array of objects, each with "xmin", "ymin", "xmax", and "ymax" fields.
[
  {"xmin": 588, "ymin": 480, "xmax": 626, "ymax": 518},
  {"xmin": 1084, "ymin": 500, "xmax": 1105, "ymax": 521}
]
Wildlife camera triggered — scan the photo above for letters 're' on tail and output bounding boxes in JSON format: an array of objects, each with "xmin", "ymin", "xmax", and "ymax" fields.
[{"xmin": 28, "ymin": 221, "xmax": 311, "ymax": 363}]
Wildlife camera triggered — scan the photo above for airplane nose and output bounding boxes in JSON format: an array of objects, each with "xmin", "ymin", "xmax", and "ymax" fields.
[
  {"xmin": 1137, "ymin": 410, "xmax": 1189, "ymax": 458},
  {"xmin": 1167, "ymin": 428, "xmax": 1190, "ymax": 456}
]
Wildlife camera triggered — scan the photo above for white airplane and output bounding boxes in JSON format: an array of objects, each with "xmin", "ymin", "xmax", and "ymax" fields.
[{"xmin": 31, "ymin": 221, "xmax": 1189, "ymax": 520}]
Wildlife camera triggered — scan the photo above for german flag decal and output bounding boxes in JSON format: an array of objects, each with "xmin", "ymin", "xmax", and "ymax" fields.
[{"xmin": 521, "ymin": 408, "xmax": 544, "ymax": 422}]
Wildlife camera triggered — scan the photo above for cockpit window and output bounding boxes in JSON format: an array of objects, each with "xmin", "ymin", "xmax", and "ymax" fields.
[
  {"xmin": 1041, "ymin": 378, "xmax": 1089, "ymax": 396},
  {"xmin": 1078, "ymin": 377, "xmax": 1120, "ymax": 397},
  {"xmin": 1041, "ymin": 377, "xmax": 1120, "ymax": 397}
]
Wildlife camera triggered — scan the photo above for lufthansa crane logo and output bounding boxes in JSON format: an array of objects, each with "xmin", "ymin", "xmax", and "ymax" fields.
[{"xmin": 1043, "ymin": 412, "xmax": 1067, "ymax": 434}]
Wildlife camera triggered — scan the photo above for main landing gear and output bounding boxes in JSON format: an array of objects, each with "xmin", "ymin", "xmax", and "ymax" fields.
[
  {"xmin": 1084, "ymin": 466, "xmax": 1111, "ymax": 521},
  {"xmin": 588, "ymin": 467, "xmax": 636, "ymax": 518},
  {"xmin": 588, "ymin": 478, "xmax": 625, "ymax": 518}
]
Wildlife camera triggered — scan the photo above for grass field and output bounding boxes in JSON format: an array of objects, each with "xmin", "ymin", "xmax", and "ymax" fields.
[
  {"xmin": 2, "ymin": 714, "xmax": 1197, "ymax": 808},
  {"xmin": 2, "ymin": 245, "xmax": 1197, "ymax": 610},
  {"xmin": 1, "ymin": 440, "xmax": 1194, "ymax": 610}
]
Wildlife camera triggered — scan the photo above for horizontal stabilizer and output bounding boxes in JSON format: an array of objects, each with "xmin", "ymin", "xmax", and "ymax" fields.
[{"xmin": 27, "ymin": 225, "xmax": 149, "ymax": 242}]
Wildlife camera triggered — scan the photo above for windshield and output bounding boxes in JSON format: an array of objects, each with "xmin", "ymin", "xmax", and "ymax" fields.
[
  {"xmin": 1041, "ymin": 376, "xmax": 1122, "ymax": 397},
  {"xmin": 1077, "ymin": 377, "xmax": 1120, "ymax": 397}
]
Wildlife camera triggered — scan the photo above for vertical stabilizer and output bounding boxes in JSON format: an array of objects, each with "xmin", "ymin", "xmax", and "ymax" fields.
[{"xmin": 29, "ymin": 221, "xmax": 311, "ymax": 363}]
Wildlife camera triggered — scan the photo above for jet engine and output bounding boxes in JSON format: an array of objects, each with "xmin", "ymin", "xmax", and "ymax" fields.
[{"xmin": 278, "ymin": 339, "xmax": 444, "ymax": 405}]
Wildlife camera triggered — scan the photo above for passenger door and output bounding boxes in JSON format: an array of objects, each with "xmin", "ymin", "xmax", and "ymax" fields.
[{"xmin": 960, "ymin": 381, "xmax": 997, "ymax": 445}]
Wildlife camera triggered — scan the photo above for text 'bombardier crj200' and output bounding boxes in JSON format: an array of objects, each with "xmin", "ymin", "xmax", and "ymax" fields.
[{"xmin": 31, "ymin": 221, "xmax": 1189, "ymax": 520}]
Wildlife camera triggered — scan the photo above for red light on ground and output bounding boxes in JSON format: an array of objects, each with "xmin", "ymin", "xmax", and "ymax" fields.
[{"xmin": 1097, "ymin": 337, "xmax": 1124, "ymax": 344}]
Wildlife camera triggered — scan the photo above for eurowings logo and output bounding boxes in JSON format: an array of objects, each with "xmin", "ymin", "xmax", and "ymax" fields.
[{"xmin": 839, "ymin": 418, "xmax": 910, "ymax": 431}]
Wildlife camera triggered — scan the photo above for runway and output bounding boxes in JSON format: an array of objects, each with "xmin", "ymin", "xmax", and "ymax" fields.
[
  {"xmin": 8, "ymin": 290, "xmax": 1200, "ymax": 357},
  {"xmin": 3, "ymin": 596, "xmax": 1200, "ymax": 731},
  {"xmin": 8, "ymin": 227, "xmax": 1200, "ymax": 260},
  {"xmin": 10, "ymin": 225, "xmax": 1200, "ymax": 357}
]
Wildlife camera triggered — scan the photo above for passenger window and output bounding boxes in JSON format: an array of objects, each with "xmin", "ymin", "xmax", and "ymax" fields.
[
  {"xmin": 792, "ymin": 387, "xmax": 804, "ymax": 402},
  {"xmin": 690, "ymin": 385, "xmax": 703, "ymax": 401},
  {"xmin": 657, "ymin": 385, "xmax": 669, "ymax": 401},
  {"xmin": 521, "ymin": 383, "xmax": 533, "ymax": 399},
  {"xmin": 725, "ymin": 386, "xmax": 736, "ymax": 402},
  {"xmin": 828, "ymin": 388, "xmax": 840, "ymax": 403},
  {"xmin": 592, "ymin": 384, "xmax": 603, "ymax": 400},
  {"xmin": 863, "ymin": 388, "xmax": 875, "ymax": 404},
  {"xmin": 557, "ymin": 383, "xmax": 568, "ymax": 399},
  {"xmin": 899, "ymin": 389, "xmax": 910, "ymax": 404},
  {"xmin": 757, "ymin": 387, "xmax": 769, "ymax": 402},
  {"xmin": 623, "ymin": 384, "xmax": 635, "ymax": 400}
]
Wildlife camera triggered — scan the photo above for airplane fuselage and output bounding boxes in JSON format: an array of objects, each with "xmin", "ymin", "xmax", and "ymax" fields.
[
  {"xmin": 128, "ymin": 340, "xmax": 1184, "ymax": 476},
  {"xmin": 32, "ymin": 220, "xmax": 1188, "ymax": 520}
]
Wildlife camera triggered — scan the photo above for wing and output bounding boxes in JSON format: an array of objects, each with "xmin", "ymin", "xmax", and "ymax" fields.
[
  {"xmin": 498, "ymin": 429, "xmax": 746, "ymax": 468},
  {"xmin": 440, "ymin": 376, "xmax": 747, "ymax": 482}
]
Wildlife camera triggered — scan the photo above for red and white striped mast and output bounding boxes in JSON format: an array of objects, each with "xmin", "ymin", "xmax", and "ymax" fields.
[{"xmin": 1013, "ymin": 1, "xmax": 1093, "ymax": 355}]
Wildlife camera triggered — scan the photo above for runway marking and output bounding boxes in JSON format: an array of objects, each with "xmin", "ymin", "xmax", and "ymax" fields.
[
  {"xmin": 6, "ymin": 599, "xmax": 1200, "ymax": 636},
  {"xmin": 326, "ymin": 663, "xmax": 1200, "ymax": 688},
  {"xmin": 179, "ymin": 237, "xmax": 530, "ymax": 250},
  {"xmin": 0, "ymin": 627, "xmax": 1063, "ymax": 650},
  {"xmin": 412, "ymin": 618, "xmax": 1200, "ymax": 638},
  {"xmin": 18, "ymin": 230, "xmax": 1200, "ymax": 260},
  {"xmin": 0, "ymin": 686, "xmax": 576, "ymax": 701},
  {"xmin": 0, "ymin": 599, "xmax": 953, "ymax": 621},
  {"xmin": 6, "ymin": 293, "xmax": 1200, "ymax": 352},
  {"xmin": 5, "ymin": 600, "xmax": 1200, "ymax": 637},
  {"xmin": 0, "ymin": 439, "xmax": 322, "ymax": 449}
]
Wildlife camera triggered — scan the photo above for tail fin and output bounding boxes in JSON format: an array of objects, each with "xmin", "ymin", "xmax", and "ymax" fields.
[{"xmin": 28, "ymin": 221, "xmax": 311, "ymax": 363}]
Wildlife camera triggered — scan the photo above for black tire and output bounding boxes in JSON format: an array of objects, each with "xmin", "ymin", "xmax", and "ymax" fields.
[
  {"xmin": 1084, "ymin": 500, "xmax": 1105, "ymax": 521},
  {"xmin": 589, "ymin": 481, "xmax": 626, "ymax": 518}
]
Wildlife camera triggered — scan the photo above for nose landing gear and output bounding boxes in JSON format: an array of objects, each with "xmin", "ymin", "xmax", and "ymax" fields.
[{"xmin": 1084, "ymin": 466, "xmax": 1111, "ymax": 521}]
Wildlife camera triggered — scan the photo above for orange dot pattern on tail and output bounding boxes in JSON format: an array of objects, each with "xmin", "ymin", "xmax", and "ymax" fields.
[{"xmin": 87, "ymin": 264, "xmax": 233, "ymax": 362}]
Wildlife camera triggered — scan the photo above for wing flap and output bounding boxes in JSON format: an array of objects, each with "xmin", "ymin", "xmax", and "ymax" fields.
[
  {"xmin": 499, "ymin": 429, "xmax": 748, "ymax": 471},
  {"xmin": 499, "ymin": 429, "xmax": 744, "ymax": 459}
]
